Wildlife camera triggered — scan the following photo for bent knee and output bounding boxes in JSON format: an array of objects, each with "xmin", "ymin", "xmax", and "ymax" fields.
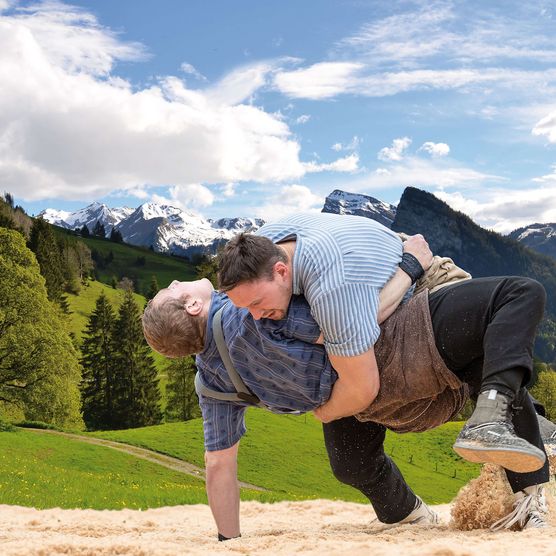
[{"xmin": 514, "ymin": 277, "xmax": 546, "ymax": 316}]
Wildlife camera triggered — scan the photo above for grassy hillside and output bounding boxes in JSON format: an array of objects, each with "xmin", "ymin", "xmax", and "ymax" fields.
[
  {"xmin": 54, "ymin": 227, "xmax": 197, "ymax": 295},
  {"xmin": 65, "ymin": 279, "xmax": 147, "ymax": 342},
  {"xmin": 0, "ymin": 428, "xmax": 273, "ymax": 509},
  {"xmin": 65, "ymin": 279, "xmax": 171, "ymax": 409},
  {"xmin": 90, "ymin": 411, "xmax": 481, "ymax": 505}
]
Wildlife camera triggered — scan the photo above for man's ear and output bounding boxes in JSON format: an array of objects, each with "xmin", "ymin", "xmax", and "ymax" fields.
[
  {"xmin": 184, "ymin": 297, "xmax": 203, "ymax": 316},
  {"xmin": 274, "ymin": 261, "xmax": 289, "ymax": 279}
]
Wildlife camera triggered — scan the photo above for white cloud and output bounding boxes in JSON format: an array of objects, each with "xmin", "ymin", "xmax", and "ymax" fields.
[
  {"xmin": 272, "ymin": 3, "xmax": 556, "ymax": 101},
  {"xmin": 295, "ymin": 114, "xmax": 310, "ymax": 124},
  {"xmin": 254, "ymin": 184, "xmax": 324, "ymax": 221},
  {"xmin": 180, "ymin": 62, "xmax": 207, "ymax": 81},
  {"xmin": 220, "ymin": 182, "xmax": 236, "ymax": 197},
  {"xmin": 434, "ymin": 186, "xmax": 556, "ymax": 233},
  {"xmin": 169, "ymin": 184, "xmax": 214, "ymax": 208},
  {"xmin": 344, "ymin": 156, "xmax": 501, "ymax": 193},
  {"xmin": 151, "ymin": 183, "xmax": 214, "ymax": 210},
  {"xmin": 0, "ymin": 4, "xmax": 305, "ymax": 202},
  {"xmin": 274, "ymin": 63, "xmax": 556, "ymax": 100},
  {"xmin": 419, "ymin": 141, "xmax": 450, "ymax": 157},
  {"xmin": 378, "ymin": 137, "xmax": 412, "ymax": 161},
  {"xmin": 338, "ymin": 3, "xmax": 556, "ymax": 68},
  {"xmin": 331, "ymin": 136, "xmax": 360, "ymax": 152},
  {"xmin": 304, "ymin": 153, "xmax": 359, "ymax": 173},
  {"xmin": 274, "ymin": 62, "xmax": 364, "ymax": 99},
  {"xmin": 532, "ymin": 109, "xmax": 556, "ymax": 142}
]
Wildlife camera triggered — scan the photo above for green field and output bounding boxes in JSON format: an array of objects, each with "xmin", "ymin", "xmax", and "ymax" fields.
[
  {"xmin": 89, "ymin": 411, "xmax": 481, "ymax": 505},
  {"xmin": 0, "ymin": 428, "xmax": 273, "ymax": 509}
]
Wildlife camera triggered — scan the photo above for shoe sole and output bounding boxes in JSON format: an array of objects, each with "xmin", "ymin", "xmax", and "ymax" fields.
[{"xmin": 453, "ymin": 441, "xmax": 546, "ymax": 473}]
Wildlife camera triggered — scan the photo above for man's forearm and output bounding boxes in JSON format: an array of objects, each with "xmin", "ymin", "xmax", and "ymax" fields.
[
  {"xmin": 205, "ymin": 450, "xmax": 240, "ymax": 538},
  {"xmin": 378, "ymin": 234, "xmax": 432, "ymax": 323},
  {"xmin": 377, "ymin": 268, "xmax": 412, "ymax": 323},
  {"xmin": 315, "ymin": 376, "xmax": 376, "ymax": 422},
  {"xmin": 314, "ymin": 350, "xmax": 380, "ymax": 423}
]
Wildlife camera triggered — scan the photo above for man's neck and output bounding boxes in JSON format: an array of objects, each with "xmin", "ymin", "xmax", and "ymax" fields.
[{"xmin": 278, "ymin": 240, "xmax": 296, "ymax": 263}]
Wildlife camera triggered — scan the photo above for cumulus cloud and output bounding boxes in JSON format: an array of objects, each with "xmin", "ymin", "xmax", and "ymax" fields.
[
  {"xmin": 303, "ymin": 153, "xmax": 359, "ymax": 173},
  {"xmin": 150, "ymin": 183, "xmax": 214, "ymax": 210},
  {"xmin": 0, "ymin": 4, "xmax": 305, "ymax": 202},
  {"xmin": 419, "ymin": 141, "xmax": 450, "ymax": 157},
  {"xmin": 434, "ymin": 186, "xmax": 556, "ymax": 233},
  {"xmin": 180, "ymin": 62, "xmax": 207, "ymax": 81},
  {"xmin": 378, "ymin": 137, "xmax": 412, "ymax": 161},
  {"xmin": 254, "ymin": 184, "xmax": 324, "ymax": 221}
]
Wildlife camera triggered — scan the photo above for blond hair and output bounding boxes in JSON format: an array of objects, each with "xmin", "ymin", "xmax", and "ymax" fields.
[{"xmin": 142, "ymin": 293, "xmax": 206, "ymax": 357}]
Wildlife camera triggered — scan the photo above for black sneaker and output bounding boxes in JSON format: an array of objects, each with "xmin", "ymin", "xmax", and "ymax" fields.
[{"xmin": 453, "ymin": 390, "xmax": 546, "ymax": 473}]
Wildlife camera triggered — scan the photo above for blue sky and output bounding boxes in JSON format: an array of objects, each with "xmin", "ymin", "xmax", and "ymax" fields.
[{"xmin": 2, "ymin": 0, "xmax": 556, "ymax": 232}]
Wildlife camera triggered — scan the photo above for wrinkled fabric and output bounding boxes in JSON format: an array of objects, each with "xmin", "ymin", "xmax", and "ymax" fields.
[
  {"xmin": 397, "ymin": 232, "xmax": 472, "ymax": 295},
  {"xmin": 356, "ymin": 290, "xmax": 469, "ymax": 432}
]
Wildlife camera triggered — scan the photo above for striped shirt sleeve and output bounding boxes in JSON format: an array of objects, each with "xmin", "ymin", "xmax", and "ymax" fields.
[
  {"xmin": 311, "ymin": 283, "xmax": 381, "ymax": 357},
  {"xmin": 199, "ymin": 395, "xmax": 247, "ymax": 451}
]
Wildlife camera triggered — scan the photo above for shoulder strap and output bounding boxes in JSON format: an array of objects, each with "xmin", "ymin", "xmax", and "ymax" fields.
[{"xmin": 195, "ymin": 306, "xmax": 263, "ymax": 407}]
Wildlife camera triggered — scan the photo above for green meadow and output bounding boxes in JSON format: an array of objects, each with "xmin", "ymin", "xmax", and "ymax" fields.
[
  {"xmin": 1, "ymin": 413, "xmax": 480, "ymax": 509},
  {"xmin": 90, "ymin": 411, "xmax": 480, "ymax": 506}
]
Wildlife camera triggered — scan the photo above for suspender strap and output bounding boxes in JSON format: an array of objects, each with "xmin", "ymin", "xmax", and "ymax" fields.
[{"xmin": 198, "ymin": 306, "xmax": 263, "ymax": 407}]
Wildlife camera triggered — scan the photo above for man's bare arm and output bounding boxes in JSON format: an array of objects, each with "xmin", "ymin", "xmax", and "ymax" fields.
[
  {"xmin": 313, "ymin": 349, "xmax": 379, "ymax": 423},
  {"xmin": 377, "ymin": 234, "xmax": 433, "ymax": 323},
  {"xmin": 205, "ymin": 442, "xmax": 241, "ymax": 539}
]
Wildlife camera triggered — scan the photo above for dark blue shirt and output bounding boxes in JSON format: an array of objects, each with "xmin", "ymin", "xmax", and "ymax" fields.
[{"xmin": 196, "ymin": 292, "xmax": 337, "ymax": 451}]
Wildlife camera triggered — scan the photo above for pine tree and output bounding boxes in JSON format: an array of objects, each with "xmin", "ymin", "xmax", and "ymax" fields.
[
  {"xmin": 164, "ymin": 357, "xmax": 200, "ymax": 421},
  {"xmin": 80, "ymin": 224, "xmax": 90, "ymax": 237},
  {"xmin": 92, "ymin": 220, "xmax": 106, "ymax": 238},
  {"xmin": 28, "ymin": 218, "xmax": 66, "ymax": 303},
  {"xmin": 146, "ymin": 275, "xmax": 160, "ymax": 300},
  {"xmin": 112, "ymin": 289, "xmax": 162, "ymax": 428},
  {"xmin": 80, "ymin": 293, "xmax": 116, "ymax": 430},
  {"xmin": 196, "ymin": 254, "xmax": 218, "ymax": 287},
  {"xmin": 109, "ymin": 227, "xmax": 123, "ymax": 243}
]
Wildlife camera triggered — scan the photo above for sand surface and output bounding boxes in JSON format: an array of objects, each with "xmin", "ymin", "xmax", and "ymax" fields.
[{"xmin": 1, "ymin": 499, "xmax": 555, "ymax": 556}]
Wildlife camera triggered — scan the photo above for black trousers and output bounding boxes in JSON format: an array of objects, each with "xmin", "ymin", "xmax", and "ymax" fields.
[{"xmin": 323, "ymin": 277, "xmax": 550, "ymax": 523}]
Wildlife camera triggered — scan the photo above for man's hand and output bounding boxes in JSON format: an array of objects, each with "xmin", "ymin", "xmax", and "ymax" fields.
[{"xmin": 403, "ymin": 234, "xmax": 433, "ymax": 271}]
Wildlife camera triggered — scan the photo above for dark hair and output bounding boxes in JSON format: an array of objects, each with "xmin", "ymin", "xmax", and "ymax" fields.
[{"xmin": 218, "ymin": 233, "xmax": 287, "ymax": 292}]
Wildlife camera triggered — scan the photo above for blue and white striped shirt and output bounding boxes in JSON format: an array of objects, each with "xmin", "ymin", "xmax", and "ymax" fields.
[
  {"xmin": 196, "ymin": 292, "xmax": 337, "ymax": 451},
  {"xmin": 257, "ymin": 212, "xmax": 407, "ymax": 357}
]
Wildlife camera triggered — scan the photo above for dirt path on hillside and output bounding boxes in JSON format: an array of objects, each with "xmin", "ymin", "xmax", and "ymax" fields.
[
  {"xmin": 1, "ymin": 500, "xmax": 555, "ymax": 556},
  {"xmin": 26, "ymin": 428, "xmax": 266, "ymax": 491}
]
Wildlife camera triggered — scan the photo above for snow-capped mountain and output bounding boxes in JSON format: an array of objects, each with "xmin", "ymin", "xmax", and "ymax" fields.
[
  {"xmin": 508, "ymin": 223, "xmax": 556, "ymax": 259},
  {"xmin": 322, "ymin": 189, "xmax": 397, "ymax": 228},
  {"xmin": 39, "ymin": 201, "xmax": 134, "ymax": 233},
  {"xmin": 39, "ymin": 201, "xmax": 264, "ymax": 258}
]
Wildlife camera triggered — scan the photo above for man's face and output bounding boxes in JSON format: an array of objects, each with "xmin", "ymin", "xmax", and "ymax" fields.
[
  {"xmin": 154, "ymin": 278, "xmax": 214, "ymax": 306},
  {"xmin": 226, "ymin": 271, "xmax": 292, "ymax": 320}
]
